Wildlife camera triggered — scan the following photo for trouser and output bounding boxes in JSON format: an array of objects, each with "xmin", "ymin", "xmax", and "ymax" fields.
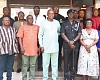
[
  {"xmin": 58, "ymin": 35, "xmax": 63, "ymax": 68},
  {"xmin": 0, "ymin": 54, "xmax": 14, "ymax": 80},
  {"xmin": 42, "ymin": 52, "xmax": 58, "ymax": 80},
  {"xmin": 16, "ymin": 54, "xmax": 22, "ymax": 69},
  {"xmin": 49, "ymin": 36, "xmax": 63, "ymax": 68},
  {"xmin": 63, "ymin": 48, "xmax": 79, "ymax": 80},
  {"xmin": 38, "ymin": 52, "xmax": 42, "ymax": 69},
  {"xmin": 22, "ymin": 55, "xmax": 37, "ymax": 80}
]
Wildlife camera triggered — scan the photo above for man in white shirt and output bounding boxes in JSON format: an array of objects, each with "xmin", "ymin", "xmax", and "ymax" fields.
[
  {"xmin": 33, "ymin": 6, "xmax": 45, "ymax": 71},
  {"xmin": 38, "ymin": 9, "xmax": 60, "ymax": 80}
]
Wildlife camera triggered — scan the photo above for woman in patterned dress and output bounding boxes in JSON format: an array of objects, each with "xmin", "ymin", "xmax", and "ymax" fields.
[{"xmin": 77, "ymin": 18, "xmax": 99, "ymax": 80}]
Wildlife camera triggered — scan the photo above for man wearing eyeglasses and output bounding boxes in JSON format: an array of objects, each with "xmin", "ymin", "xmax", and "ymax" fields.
[
  {"xmin": 33, "ymin": 6, "xmax": 45, "ymax": 71},
  {"xmin": 13, "ymin": 11, "xmax": 27, "ymax": 73}
]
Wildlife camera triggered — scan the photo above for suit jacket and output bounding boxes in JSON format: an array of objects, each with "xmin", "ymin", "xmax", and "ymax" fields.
[{"xmin": 13, "ymin": 21, "xmax": 27, "ymax": 31}]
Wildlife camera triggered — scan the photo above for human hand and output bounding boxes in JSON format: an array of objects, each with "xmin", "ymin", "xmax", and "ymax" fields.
[
  {"xmin": 40, "ymin": 47, "xmax": 44, "ymax": 53},
  {"xmin": 85, "ymin": 45, "xmax": 91, "ymax": 53},
  {"xmin": 69, "ymin": 40, "xmax": 74, "ymax": 45},
  {"xmin": 69, "ymin": 44, "xmax": 75, "ymax": 49},
  {"xmin": 21, "ymin": 47, "xmax": 25, "ymax": 55}
]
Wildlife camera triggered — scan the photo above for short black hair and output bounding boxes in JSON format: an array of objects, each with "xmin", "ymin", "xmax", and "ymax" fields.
[
  {"xmin": 2, "ymin": 16, "xmax": 10, "ymax": 22},
  {"xmin": 98, "ymin": 8, "xmax": 100, "ymax": 11},
  {"xmin": 18, "ymin": 11, "xmax": 24, "ymax": 16},
  {"xmin": 26, "ymin": 15, "xmax": 33, "ymax": 19},
  {"xmin": 3, "ymin": 7, "xmax": 10, "ymax": 12},
  {"xmin": 67, "ymin": 9, "xmax": 74, "ymax": 14},
  {"xmin": 33, "ymin": 6, "xmax": 40, "ymax": 9},
  {"xmin": 52, "ymin": 5, "xmax": 59, "ymax": 9},
  {"xmin": 84, "ymin": 18, "xmax": 94, "ymax": 27},
  {"xmin": 78, "ymin": 9, "xmax": 85, "ymax": 14}
]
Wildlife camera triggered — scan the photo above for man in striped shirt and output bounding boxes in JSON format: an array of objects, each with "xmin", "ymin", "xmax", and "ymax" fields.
[{"xmin": 0, "ymin": 16, "xmax": 18, "ymax": 80}]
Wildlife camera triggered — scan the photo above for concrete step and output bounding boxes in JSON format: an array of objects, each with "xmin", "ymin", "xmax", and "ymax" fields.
[{"xmin": 3, "ymin": 72, "xmax": 98, "ymax": 80}]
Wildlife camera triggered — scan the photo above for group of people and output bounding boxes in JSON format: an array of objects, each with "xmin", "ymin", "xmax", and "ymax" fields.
[{"xmin": 0, "ymin": 5, "xmax": 100, "ymax": 80}]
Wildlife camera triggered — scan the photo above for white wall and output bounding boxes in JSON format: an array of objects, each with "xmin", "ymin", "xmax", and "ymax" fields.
[
  {"xmin": 0, "ymin": 0, "xmax": 7, "ymax": 17},
  {"xmin": 95, "ymin": 0, "xmax": 100, "ymax": 8},
  {"xmin": 11, "ymin": 7, "xmax": 69, "ymax": 19}
]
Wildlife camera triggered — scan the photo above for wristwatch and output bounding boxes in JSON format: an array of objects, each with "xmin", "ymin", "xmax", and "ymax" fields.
[{"xmin": 73, "ymin": 39, "xmax": 76, "ymax": 42}]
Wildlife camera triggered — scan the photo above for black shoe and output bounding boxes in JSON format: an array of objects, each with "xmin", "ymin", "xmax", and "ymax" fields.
[
  {"xmin": 27, "ymin": 68, "xmax": 29, "ymax": 71},
  {"xmin": 64, "ymin": 78, "xmax": 69, "ymax": 80},
  {"xmin": 16, "ymin": 69, "xmax": 21, "ymax": 73},
  {"xmin": 12, "ymin": 69, "xmax": 14, "ymax": 72},
  {"xmin": 70, "ymin": 78, "xmax": 74, "ymax": 80}
]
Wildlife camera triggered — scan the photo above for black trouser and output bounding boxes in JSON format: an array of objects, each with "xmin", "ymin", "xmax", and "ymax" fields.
[
  {"xmin": 63, "ymin": 47, "xmax": 79, "ymax": 80},
  {"xmin": 38, "ymin": 53, "xmax": 42, "ymax": 69},
  {"xmin": 58, "ymin": 35, "xmax": 63, "ymax": 68}
]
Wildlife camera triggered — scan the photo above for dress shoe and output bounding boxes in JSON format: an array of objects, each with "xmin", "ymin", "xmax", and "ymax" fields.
[
  {"xmin": 16, "ymin": 69, "xmax": 21, "ymax": 73},
  {"xmin": 64, "ymin": 78, "xmax": 69, "ymax": 80},
  {"xmin": 58, "ymin": 67, "xmax": 63, "ymax": 72},
  {"xmin": 27, "ymin": 68, "xmax": 30, "ymax": 71},
  {"xmin": 70, "ymin": 78, "xmax": 74, "ymax": 80}
]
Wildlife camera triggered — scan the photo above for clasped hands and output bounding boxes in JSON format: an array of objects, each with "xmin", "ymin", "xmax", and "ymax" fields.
[
  {"xmin": 84, "ymin": 45, "xmax": 92, "ymax": 53},
  {"xmin": 68, "ymin": 41, "xmax": 75, "ymax": 49}
]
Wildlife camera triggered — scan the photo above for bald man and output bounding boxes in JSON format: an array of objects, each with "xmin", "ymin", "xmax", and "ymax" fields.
[{"xmin": 38, "ymin": 9, "xmax": 60, "ymax": 80}]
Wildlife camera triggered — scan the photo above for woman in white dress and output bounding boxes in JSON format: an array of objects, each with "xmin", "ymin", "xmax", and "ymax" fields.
[{"xmin": 77, "ymin": 18, "xmax": 99, "ymax": 80}]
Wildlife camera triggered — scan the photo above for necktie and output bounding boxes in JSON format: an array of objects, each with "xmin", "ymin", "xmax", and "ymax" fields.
[{"xmin": 35, "ymin": 16, "xmax": 37, "ymax": 23}]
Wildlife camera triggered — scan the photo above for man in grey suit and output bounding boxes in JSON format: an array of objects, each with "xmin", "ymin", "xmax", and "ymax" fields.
[{"xmin": 13, "ymin": 11, "xmax": 27, "ymax": 73}]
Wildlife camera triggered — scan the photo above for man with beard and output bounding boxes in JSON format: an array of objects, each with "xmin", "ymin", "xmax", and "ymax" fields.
[
  {"xmin": 0, "ymin": 7, "xmax": 14, "ymax": 27},
  {"xmin": 0, "ymin": 16, "xmax": 18, "ymax": 80}
]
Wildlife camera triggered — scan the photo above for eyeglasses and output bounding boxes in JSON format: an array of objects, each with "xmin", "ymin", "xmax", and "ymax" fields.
[
  {"xmin": 53, "ymin": 8, "xmax": 59, "ymax": 10},
  {"xmin": 87, "ymin": 21, "xmax": 92, "ymax": 24},
  {"xmin": 18, "ymin": 14, "xmax": 24, "ymax": 16}
]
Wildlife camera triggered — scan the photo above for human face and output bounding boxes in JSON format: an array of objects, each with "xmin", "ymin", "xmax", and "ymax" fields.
[
  {"xmin": 93, "ymin": 9, "xmax": 98, "ymax": 17},
  {"xmin": 47, "ymin": 10, "xmax": 54, "ymax": 21},
  {"xmin": 74, "ymin": 10, "xmax": 78, "ymax": 19},
  {"xmin": 18, "ymin": 12, "xmax": 24, "ymax": 20},
  {"xmin": 79, "ymin": 10, "xmax": 85, "ymax": 18},
  {"xmin": 3, "ymin": 7, "xmax": 10, "ymax": 16},
  {"xmin": 34, "ymin": 7, "xmax": 40, "ymax": 15},
  {"xmin": 86, "ymin": 20, "xmax": 92, "ymax": 28},
  {"xmin": 27, "ymin": 15, "xmax": 33, "ymax": 25},
  {"xmin": 2, "ymin": 17, "xmax": 10, "ymax": 26},
  {"xmin": 53, "ymin": 6, "xmax": 59, "ymax": 14},
  {"xmin": 67, "ymin": 12, "xmax": 74, "ymax": 19}
]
